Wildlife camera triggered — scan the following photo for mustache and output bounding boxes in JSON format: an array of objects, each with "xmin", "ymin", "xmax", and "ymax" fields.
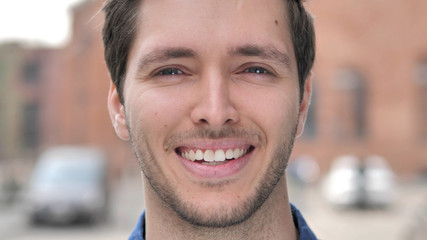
[{"xmin": 164, "ymin": 126, "xmax": 265, "ymax": 152}]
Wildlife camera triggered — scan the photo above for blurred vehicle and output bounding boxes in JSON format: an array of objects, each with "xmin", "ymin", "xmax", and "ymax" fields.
[
  {"xmin": 363, "ymin": 155, "xmax": 395, "ymax": 206},
  {"xmin": 288, "ymin": 155, "xmax": 320, "ymax": 185},
  {"xmin": 26, "ymin": 146, "xmax": 108, "ymax": 224},
  {"xmin": 322, "ymin": 155, "xmax": 395, "ymax": 208},
  {"xmin": 322, "ymin": 155, "xmax": 362, "ymax": 207}
]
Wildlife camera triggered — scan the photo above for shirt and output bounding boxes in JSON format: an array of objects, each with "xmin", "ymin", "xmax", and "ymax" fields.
[{"xmin": 129, "ymin": 204, "xmax": 318, "ymax": 240}]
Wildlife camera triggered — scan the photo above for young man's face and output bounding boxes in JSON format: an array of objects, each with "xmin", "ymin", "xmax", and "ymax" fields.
[{"xmin": 109, "ymin": 0, "xmax": 311, "ymax": 227}]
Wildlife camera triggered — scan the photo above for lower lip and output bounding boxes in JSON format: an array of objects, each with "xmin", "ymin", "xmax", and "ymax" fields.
[{"xmin": 179, "ymin": 151, "xmax": 252, "ymax": 179}]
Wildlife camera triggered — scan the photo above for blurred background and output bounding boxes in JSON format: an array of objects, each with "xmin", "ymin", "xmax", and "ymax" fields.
[{"xmin": 0, "ymin": 0, "xmax": 426, "ymax": 239}]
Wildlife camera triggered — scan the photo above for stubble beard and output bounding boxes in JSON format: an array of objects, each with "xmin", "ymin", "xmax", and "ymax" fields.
[{"xmin": 128, "ymin": 121, "xmax": 298, "ymax": 228}]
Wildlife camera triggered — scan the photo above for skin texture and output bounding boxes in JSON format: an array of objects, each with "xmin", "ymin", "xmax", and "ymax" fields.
[{"xmin": 108, "ymin": 0, "xmax": 312, "ymax": 239}]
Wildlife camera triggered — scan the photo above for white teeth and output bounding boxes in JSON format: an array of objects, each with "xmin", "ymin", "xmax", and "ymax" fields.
[
  {"xmin": 240, "ymin": 149, "xmax": 245, "ymax": 157},
  {"xmin": 189, "ymin": 150, "xmax": 196, "ymax": 161},
  {"xmin": 195, "ymin": 150, "xmax": 204, "ymax": 160},
  {"xmin": 214, "ymin": 150, "xmax": 226, "ymax": 162},
  {"xmin": 204, "ymin": 150, "xmax": 215, "ymax": 162},
  {"xmin": 233, "ymin": 149, "xmax": 241, "ymax": 159},
  {"xmin": 225, "ymin": 149, "xmax": 234, "ymax": 159},
  {"xmin": 181, "ymin": 148, "xmax": 249, "ymax": 162}
]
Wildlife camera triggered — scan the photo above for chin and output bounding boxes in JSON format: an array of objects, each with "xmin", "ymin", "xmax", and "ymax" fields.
[{"xmin": 173, "ymin": 194, "xmax": 259, "ymax": 228}]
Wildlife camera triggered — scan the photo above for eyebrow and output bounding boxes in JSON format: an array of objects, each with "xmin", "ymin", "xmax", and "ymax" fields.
[
  {"xmin": 136, "ymin": 44, "xmax": 292, "ymax": 73},
  {"xmin": 137, "ymin": 47, "xmax": 197, "ymax": 72},
  {"xmin": 228, "ymin": 44, "xmax": 292, "ymax": 70}
]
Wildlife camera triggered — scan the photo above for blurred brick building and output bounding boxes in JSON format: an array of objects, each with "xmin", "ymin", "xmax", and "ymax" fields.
[
  {"xmin": 0, "ymin": 1, "xmax": 133, "ymax": 178},
  {"xmin": 293, "ymin": 0, "xmax": 427, "ymax": 175},
  {"xmin": 2, "ymin": 0, "xmax": 426, "ymax": 177},
  {"xmin": 38, "ymin": 0, "xmax": 134, "ymax": 177},
  {"xmin": 0, "ymin": 43, "xmax": 61, "ymax": 159}
]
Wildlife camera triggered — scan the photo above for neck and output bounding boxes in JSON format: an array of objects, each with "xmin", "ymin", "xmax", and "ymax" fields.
[{"xmin": 143, "ymin": 175, "xmax": 297, "ymax": 240}]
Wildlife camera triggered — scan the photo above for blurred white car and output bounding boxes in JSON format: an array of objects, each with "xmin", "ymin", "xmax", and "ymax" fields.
[
  {"xmin": 363, "ymin": 155, "xmax": 395, "ymax": 206},
  {"xmin": 26, "ymin": 146, "xmax": 108, "ymax": 224},
  {"xmin": 323, "ymin": 155, "xmax": 395, "ymax": 208}
]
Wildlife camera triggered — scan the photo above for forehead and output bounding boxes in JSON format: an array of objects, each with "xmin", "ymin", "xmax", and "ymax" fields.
[
  {"xmin": 140, "ymin": 0, "xmax": 288, "ymax": 22},
  {"xmin": 131, "ymin": 0, "xmax": 293, "ymax": 62}
]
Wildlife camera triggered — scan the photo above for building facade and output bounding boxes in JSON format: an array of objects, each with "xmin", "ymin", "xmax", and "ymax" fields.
[{"xmin": 293, "ymin": 0, "xmax": 427, "ymax": 175}]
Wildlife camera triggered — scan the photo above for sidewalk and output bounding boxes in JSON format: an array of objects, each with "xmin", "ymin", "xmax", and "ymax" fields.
[{"xmin": 294, "ymin": 180, "xmax": 427, "ymax": 240}]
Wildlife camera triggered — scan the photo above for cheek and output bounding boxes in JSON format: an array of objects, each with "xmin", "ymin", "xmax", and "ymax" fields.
[
  {"xmin": 234, "ymin": 86, "xmax": 300, "ymax": 160},
  {"xmin": 127, "ymin": 88, "xmax": 188, "ymax": 142},
  {"xmin": 236, "ymin": 86, "xmax": 299, "ymax": 132},
  {"xmin": 259, "ymin": 100, "xmax": 299, "ymax": 145}
]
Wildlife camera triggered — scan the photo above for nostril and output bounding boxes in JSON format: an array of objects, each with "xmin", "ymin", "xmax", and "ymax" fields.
[
  {"xmin": 190, "ymin": 99, "xmax": 239, "ymax": 126},
  {"xmin": 224, "ymin": 119, "xmax": 234, "ymax": 124},
  {"xmin": 197, "ymin": 118, "xmax": 234, "ymax": 125},
  {"xmin": 199, "ymin": 119, "xmax": 208, "ymax": 124}
]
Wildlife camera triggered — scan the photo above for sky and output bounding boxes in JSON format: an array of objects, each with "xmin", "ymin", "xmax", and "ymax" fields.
[{"xmin": 0, "ymin": 0, "xmax": 86, "ymax": 47}]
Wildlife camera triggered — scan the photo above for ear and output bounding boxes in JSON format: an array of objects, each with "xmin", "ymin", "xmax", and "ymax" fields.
[
  {"xmin": 108, "ymin": 82, "xmax": 130, "ymax": 140},
  {"xmin": 295, "ymin": 73, "xmax": 313, "ymax": 138}
]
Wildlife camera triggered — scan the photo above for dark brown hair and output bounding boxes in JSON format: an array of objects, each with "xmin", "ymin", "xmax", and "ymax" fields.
[{"xmin": 102, "ymin": 0, "xmax": 315, "ymax": 103}]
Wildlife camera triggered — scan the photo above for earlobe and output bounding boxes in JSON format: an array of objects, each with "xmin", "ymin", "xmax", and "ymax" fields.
[
  {"xmin": 108, "ymin": 83, "xmax": 130, "ymax": 141},
  {"xmin": 296, "ymin": 73, "xmax": 313, "ymax": 138}
]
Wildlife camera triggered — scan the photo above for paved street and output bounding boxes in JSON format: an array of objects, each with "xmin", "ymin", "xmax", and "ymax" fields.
[
  {"xmin": 291, "ymin": 180, "xmax": 427, "ymax": 240},
  {"xmin": 0, "ymin": 172, "xmax": 425, "ymax": 240},
  {"xmin": 4, "ymin": 224, "xmax": 129, "ymax": 240}
]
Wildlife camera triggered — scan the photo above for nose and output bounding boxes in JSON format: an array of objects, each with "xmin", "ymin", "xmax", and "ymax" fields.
[{"xmin": 190, "ymin": 71, "xmax": 239, "ymax": 128}]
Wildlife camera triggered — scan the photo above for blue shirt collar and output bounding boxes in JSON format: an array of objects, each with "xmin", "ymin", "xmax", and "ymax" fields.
[{"xmin": 129, "ymin": 204, "xmax": 318, "ymax": 240}]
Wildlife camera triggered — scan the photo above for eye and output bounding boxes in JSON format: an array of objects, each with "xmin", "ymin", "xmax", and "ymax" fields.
[
  {"xmin": 155, "ymin": 68, "xmax": 184, "ymax": 76},
  {"xmin": 243, "ymin": 66, "xmax": 272, "ymax": 75}
]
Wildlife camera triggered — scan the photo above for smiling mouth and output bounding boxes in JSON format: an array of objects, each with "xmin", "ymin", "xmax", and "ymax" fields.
[{"xmin": 175, "ymin": 146, "xmax": 255, "ymax": 166}]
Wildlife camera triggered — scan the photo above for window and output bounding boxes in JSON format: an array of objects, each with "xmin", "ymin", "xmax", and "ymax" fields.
[
  {"xmin": 22, "ymin": 103, "xmax": 39, "ymax": 148},
  {"xmin": 23, "ymin": 61, "xmax": 40, "ymax": 83},
  {"xmin": 416, "ymin": 60, "xmax": 427, "ymax": 139},
  {"xmin": 334, "ymin": 69, "xmax": 366, "ymax": 140}
]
